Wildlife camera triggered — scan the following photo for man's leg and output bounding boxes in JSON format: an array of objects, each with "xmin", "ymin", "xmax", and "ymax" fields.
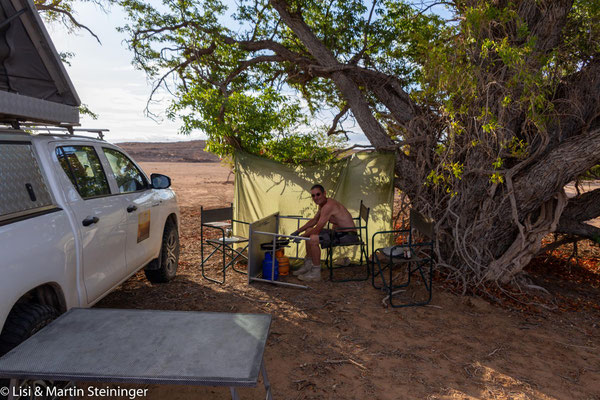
[
  {"xmin": 308, "ymin": 234, "xmax": 321, "ymax": 266},
  {"xmin": 293, "ymin": 240, "xmax": 313, "ymax": 276},
  {"xmin": 299, "ymin": 234, "xmax": 322, "ymax": 282}
]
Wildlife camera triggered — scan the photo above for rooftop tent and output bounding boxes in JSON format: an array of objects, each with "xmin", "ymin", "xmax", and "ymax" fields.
[
  {"xmin": 234, "ymin": 150, "xmax": 396, "ymax": 261},
  {"xmin": 0, "ymin": 0, "xmax": 80, "ymax": 125}
]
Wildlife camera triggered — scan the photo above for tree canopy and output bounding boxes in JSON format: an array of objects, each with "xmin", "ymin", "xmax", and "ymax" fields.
[{"xmin": 119, "ymin": 0, "xmax": 600, "ymax": 289}]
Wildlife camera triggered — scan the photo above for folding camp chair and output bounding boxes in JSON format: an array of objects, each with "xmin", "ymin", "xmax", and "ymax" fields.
[
  {"xmin": 326, "ymin": 200, "xmax": 370, "ymax": 282},
  {"xmin": 371, "ymin": 209, "xmax": 434, "ymax": 307},
  {"xmin": 200, "ymin": 205, "xmax": 249, "ymax": 284}
]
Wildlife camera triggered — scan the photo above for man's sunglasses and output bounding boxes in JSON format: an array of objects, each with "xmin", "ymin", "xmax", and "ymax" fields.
[{"xmin": 311, "ymin": 193, "xmax": 322, "ymax": 198}]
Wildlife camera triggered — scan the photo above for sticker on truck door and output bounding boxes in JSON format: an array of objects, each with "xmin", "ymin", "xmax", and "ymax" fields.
[{"xmin": 137, "ymin": 210, "xmax": 150, "ymax": 243}]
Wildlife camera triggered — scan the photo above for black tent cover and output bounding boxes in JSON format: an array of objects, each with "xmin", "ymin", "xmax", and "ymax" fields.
[{"xmin": 0, "ymin": 0, "xmax": 80, "ymax": 125}]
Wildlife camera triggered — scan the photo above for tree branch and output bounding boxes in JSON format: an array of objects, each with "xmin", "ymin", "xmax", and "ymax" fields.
[
  {"xmin": 557, "ymin": 188, "xmax": 600, "ymax": 235},
  {"xmin": 514, "ymin": 126, "xmax": 600, "ymax": 215},
  {"xmin": 326, "ymin": 104, "xmax": 349, "ymax": 136},
  {"xmin": 38, "ymin": 4, "xmax": 101, "ymax": 43},
  {"xmin": 555, "ymin": 220, "xmax": 600, "ymax": 241},
  {"xmin": 270, "ymin": 0, "xmax": 394, "ymax": 148}
]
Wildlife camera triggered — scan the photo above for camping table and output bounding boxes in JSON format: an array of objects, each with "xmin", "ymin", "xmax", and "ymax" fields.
[{"xmin": 0, "ymin": 308, "xmax": 273, "ymax": 400}]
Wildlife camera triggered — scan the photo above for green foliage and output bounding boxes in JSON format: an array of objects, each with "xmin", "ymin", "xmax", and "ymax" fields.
[
  {"xmin": 116, "ymin": 0, "xmax": 451, "ymax": 164},
  {"xmin": 117, "ymin": 0, "xmax": 599, "ymax": 175},
  {"xmin": 79, "ymin": 104, "xmax": 98, "ymax": 120},
  {"xmin": 410, "ymin": 1, "xmax": 599, "ymax": 190}
]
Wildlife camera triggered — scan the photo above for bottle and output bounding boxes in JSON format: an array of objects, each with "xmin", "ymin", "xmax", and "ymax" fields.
[
  {"xmin": 262, "ymin": 251, "xmax": 279, "ymax": 280},
  {"xmin": 275, "ymin": 248, "xmax": 290, "ymax": 276}
]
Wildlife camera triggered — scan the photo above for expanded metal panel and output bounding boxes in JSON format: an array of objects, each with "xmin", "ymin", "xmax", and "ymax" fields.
[
  {"xmin": 0, "ymin": 142, "xmax": 54, "ymax": 219},
  {"xmin": 0, "ymin": 308, "xmax": 272, "ymax": 387}
]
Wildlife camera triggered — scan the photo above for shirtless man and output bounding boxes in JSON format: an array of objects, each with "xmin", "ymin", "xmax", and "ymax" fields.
[{"xmin": 290, "ymin": 184, "xmax": 358, "ymax": 282}]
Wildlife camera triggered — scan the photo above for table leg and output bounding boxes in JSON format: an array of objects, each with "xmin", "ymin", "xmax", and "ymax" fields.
[
  {"xmin": 261, "ymin": 358, "xmax": 273, "ymax": 400},
  {"xmin": 229, "ymin": 387, "xmax": 240, "ymax": 400},
  {"xmin": 7, "ymin": 379, "xmax": 17, "ymax": 400}
]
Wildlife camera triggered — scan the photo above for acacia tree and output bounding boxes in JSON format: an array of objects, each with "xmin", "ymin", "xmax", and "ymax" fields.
[
  {"xmin": 119, "ymin": 0, "xmax": 600, "ymax": 288},
  {"xmin": 34, "ymin": 0, "xmax": 108, "ymax": 43}
]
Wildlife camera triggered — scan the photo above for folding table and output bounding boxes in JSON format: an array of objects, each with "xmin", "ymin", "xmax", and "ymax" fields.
[{"xmin": 0, "ymin": 308, "xmax": 273, "ymax": 400}]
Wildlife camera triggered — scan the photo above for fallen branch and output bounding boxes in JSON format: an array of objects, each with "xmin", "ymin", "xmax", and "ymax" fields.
[{"xmin": 324, "ymin": 359, "xmax": 367, "ymax": 370}]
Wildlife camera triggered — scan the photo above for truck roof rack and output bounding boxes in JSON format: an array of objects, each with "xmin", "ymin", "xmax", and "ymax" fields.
[{"xmin": 8, "ymin": 123, "xmax": 109, "ymax": 140}]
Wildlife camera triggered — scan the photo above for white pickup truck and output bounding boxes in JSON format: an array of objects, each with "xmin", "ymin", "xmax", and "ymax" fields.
[{"xmin": 0, "ymin": 130, "xmax": 180, "ymax": 356}]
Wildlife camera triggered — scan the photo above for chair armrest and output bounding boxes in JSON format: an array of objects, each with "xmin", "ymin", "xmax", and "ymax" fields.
[
  {"xmin": 202, "ymin": 223, "xmax": 226, "ymax": 237},
  {"xmin": 408, "ymin": 240, "xmax": 434, "ymax": 250},
  {"xmin": 202, "ymin": 223, "xmax": 226, "ymax": 230},
  {"xmin": 332, "ymin": 226, "xmax": 362, "ymax": 231},
  {"xmin": 371, "ymin": 229, "xmax": 411, "ymax": 257},
  {"xmin": 279, "ymin": 215, "xmax": 311, "ymax": 220}
]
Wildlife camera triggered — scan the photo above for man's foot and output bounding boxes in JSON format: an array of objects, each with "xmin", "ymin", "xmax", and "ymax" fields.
[
  {"xmin": 298, "ymin": 266, "xmax": 322, "ymax": 282},
  {"xmin": 292, "ymin": 258, "xmax": 312, "ymax": 276}
]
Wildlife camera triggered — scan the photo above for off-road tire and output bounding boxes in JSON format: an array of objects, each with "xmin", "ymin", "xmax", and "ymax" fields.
[
  {"xmin": 145, "ymin": 221, "xmax": 179, "ymax": 283},
  {"xmin": 0, "ymin": 303, "xmax": 58, "ymax": 356}
]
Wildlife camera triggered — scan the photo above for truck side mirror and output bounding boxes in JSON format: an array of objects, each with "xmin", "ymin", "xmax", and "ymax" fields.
[{"xmin": 150, "ymin": 173, "xmax": 171, "ymax": 189}]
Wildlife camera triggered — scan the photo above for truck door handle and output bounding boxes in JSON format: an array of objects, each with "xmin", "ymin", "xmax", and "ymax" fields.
[
  {"xmin": 82, "ymin": 216, "xmax": 99, "ymax": 226},
  {"xmin": 127, "ymin": 205, "xmax": 138, "ymax": 213}
]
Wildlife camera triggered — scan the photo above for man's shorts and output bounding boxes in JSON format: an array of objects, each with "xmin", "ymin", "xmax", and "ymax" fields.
[{"xmin": 318, "ymin": 229, "xmax": 360, "ymax": 248}]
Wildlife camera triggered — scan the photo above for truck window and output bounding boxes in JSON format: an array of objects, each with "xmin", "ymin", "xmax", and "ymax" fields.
[
  {"xmin": 102, "ymin": 148, "xmax": 148, "ymax": 193},
  {"xmin": 56, "ymin": 146, "xmax": 110, "ymax": 199},
  {"xmin": 0, "ymin": 142, "xmax": 55, "ymax": 222}
]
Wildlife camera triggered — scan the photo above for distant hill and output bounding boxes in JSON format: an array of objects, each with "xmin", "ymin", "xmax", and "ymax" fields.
[{"xmin": 117, "ymin": 140, "xmax": 220, "ymax": 163}]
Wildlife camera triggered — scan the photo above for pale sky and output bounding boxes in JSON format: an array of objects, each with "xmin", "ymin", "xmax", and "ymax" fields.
[{"xmin": 49, "ymin": 3, "xmax": 195, "ymax": 143}]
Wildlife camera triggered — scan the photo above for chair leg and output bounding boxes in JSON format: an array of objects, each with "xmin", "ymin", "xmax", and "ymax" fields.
[
  {"xmin": 229, "ymin": 244, "xmax": 249, "ymax": 274},
  {"xmin": 201, "ymin": 242, "xmax": 228, "ymax": 284},
  {"xmin": 372, "ymin": 252, "xmax": 388, "ymax": 289},
  {"xmin": 201, "ymin": 245, "xmax": 226, "ymax": 284},
  {"xmin": 388, "ymin": 260, "xmax": 433, "ymax": 308},
  {"xmin": 374, "ymin": 256, "xmax": 390, "ymax": 290},
  {"xmin": 328, "ymin": 246, "xmax": 370, "ymax": 283},
  {"xmin": 328, "ymin": 247, "xmax": 334, "ymax": 282}
]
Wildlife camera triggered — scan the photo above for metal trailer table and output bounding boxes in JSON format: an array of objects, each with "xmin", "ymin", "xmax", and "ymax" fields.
[{"xmin": 0, "ymin": 308, "xmax": 273, "ymax": 400}]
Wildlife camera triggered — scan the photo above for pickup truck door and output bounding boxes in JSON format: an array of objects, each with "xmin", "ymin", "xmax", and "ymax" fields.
[
  {"xmin": 99, "ymin": 147, "xmax": 161, "ymax": 274},
  {"xmin": 53, "ymin": 144, "xmax": 127, "ymax": 304}
]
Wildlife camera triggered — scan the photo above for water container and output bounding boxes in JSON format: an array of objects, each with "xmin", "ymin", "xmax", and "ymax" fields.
[{"xmin": 262, "ymin": 251, "xmax": 279, "ymax": 281}]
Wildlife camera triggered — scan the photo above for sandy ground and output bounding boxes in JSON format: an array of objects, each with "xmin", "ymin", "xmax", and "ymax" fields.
[
  {"xmin": 139, "ymin": 162, "xmax": 235, "ymax": 209},
  {"xmin": 89, "ymin": 162, "xmax": 600, "ymax": 400}
]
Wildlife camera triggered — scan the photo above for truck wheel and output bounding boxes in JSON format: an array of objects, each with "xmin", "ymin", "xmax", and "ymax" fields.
[
  {"xmin": 145, "ymin": 221, "xmax": 179, "ymax": 283},
  {"xmin": 0, "ymin": 304, "xmax": 62, "ymax": 400},
  {"xmin": 0, "ymin": 303, "xmax": 58, "ymax": 356}
]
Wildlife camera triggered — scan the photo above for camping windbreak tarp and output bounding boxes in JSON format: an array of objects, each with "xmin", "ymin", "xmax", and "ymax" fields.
[{"xmin": 234, "ymin": 150, "xmax": 396, "ymax": 261}]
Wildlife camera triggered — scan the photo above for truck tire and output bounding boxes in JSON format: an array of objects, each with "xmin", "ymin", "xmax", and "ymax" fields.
[
  {"xmin": 0, "ymin": 303, "xmax": 58, "ymax": 356},
  {"xmin": 145, "ymin": 221, "xmax": 179, "ymax": 283}
]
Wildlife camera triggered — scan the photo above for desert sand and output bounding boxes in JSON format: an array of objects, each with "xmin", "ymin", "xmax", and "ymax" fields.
[{"xmin": 90, "ymin": 160, "xmax": 600, "ymax": 400}]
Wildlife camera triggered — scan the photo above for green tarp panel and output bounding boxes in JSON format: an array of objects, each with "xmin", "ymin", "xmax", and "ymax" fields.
[{"xmin": 234, "ymin": 150, "xmax": 395, "ymax": 261}]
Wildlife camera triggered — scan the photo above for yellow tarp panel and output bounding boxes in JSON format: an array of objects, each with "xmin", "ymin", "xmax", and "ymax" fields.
[{"xmin": 234, "ymin": 150, "xmax": 395, "ymax": 261}]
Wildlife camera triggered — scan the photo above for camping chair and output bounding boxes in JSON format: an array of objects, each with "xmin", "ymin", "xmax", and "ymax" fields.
[
  {"xmin": 371, "ymin": 209, "xmax": 434, "ymax": 307},
  {"xmin": 200, "ymin": 204, "xmax": 249, "ymax": 284},
  {"xmin": 326, "ymin": 200, "xmax": 370, "ymax": 282}
]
